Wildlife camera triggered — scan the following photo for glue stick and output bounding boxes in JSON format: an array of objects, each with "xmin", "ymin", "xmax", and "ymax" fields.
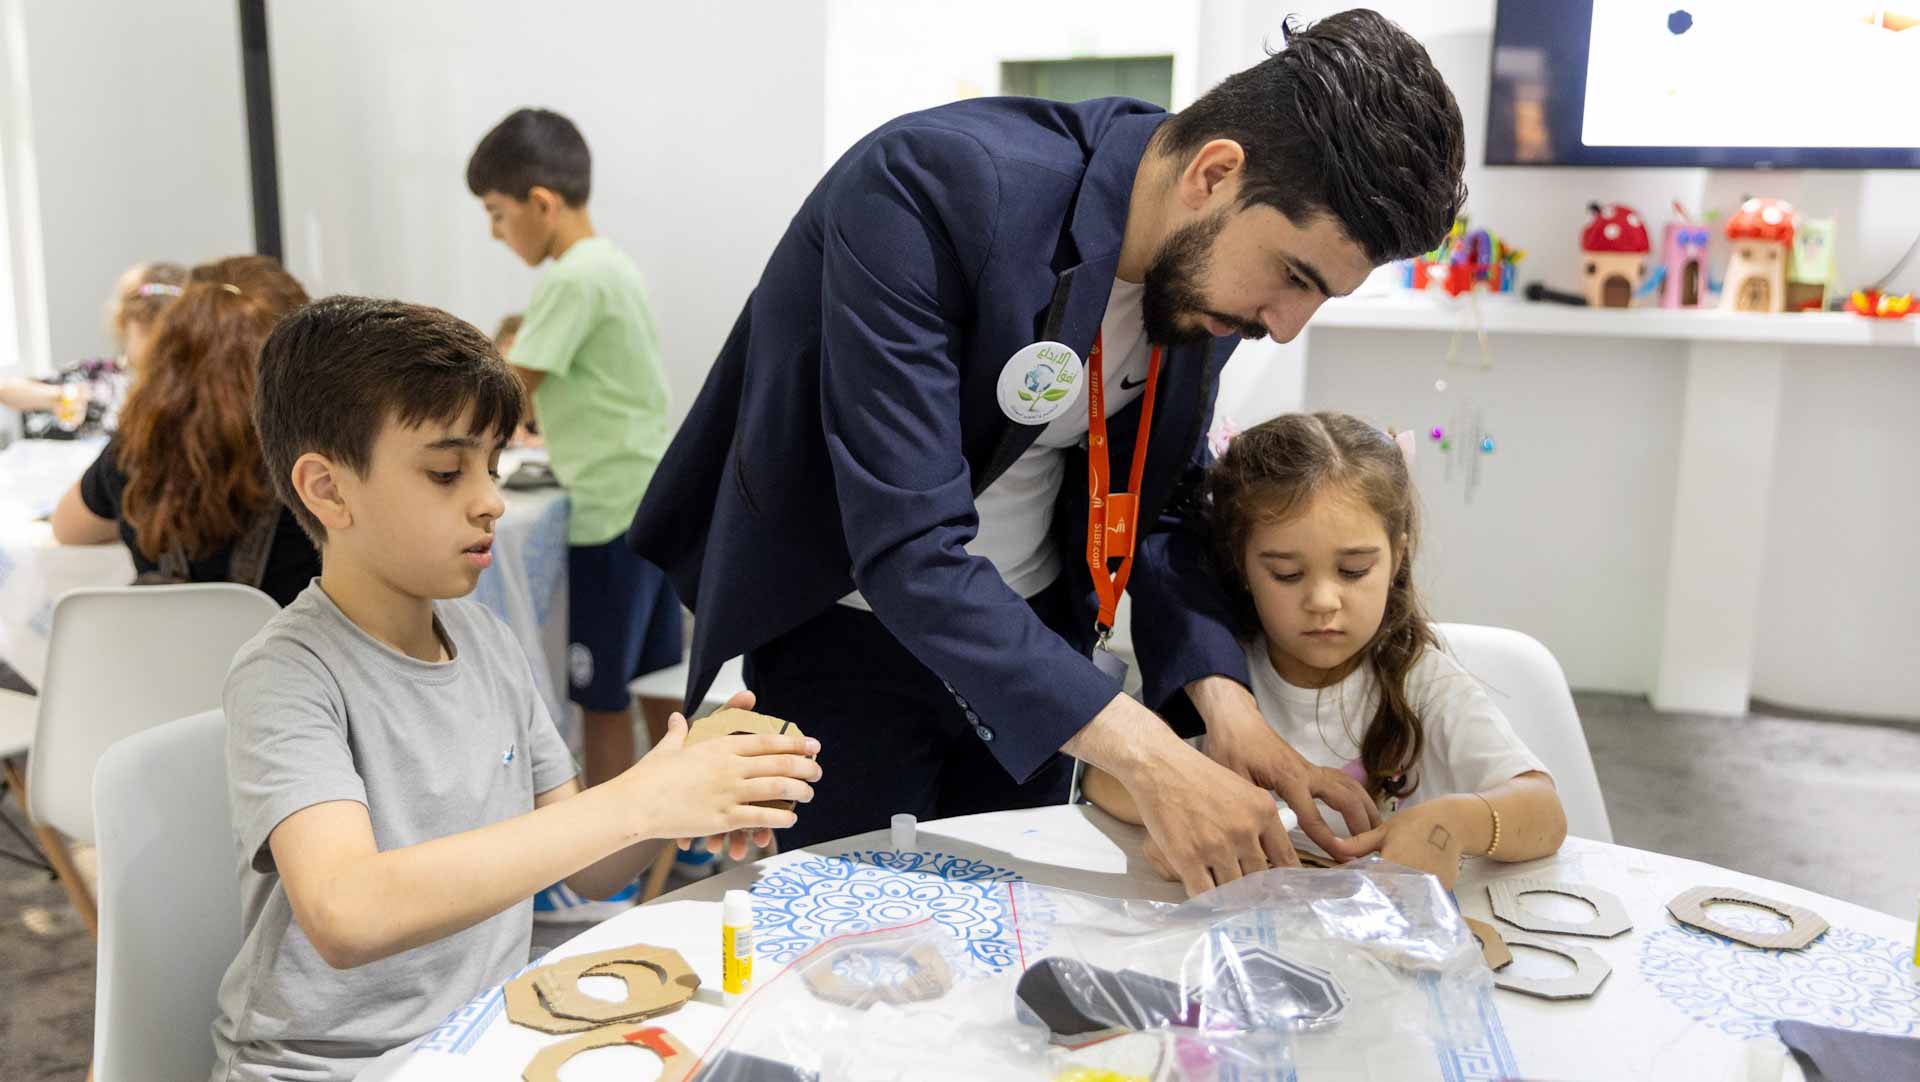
[{"xmin": 723, "ymin": 889, "xmax": 754, "ymax": 1001}]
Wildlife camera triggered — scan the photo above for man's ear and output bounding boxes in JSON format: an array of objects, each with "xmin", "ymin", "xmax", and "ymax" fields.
[
  {"xmin": 290, "ymin": 452, "xmax": 352, "ymax": 534},
  {"xmin": 1176, "ymin": 138, "xmax": 1246, "ymax": 211}
]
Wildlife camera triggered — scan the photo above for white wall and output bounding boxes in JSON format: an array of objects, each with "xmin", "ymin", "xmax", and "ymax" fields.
[
  {"xmin": 1752, "ymin": 349, "xmax": 1920, "ymax": 718},
  {"xmin": 269, "ymin": 1, "xmax": 830, "ymax": 424},
  {"xmin": 0, "ymin": 0, "xmax": 253, "ymax": 375},
  {"xmin": 824, "ymin": 0, "xmax": 1202, "ymax": 165}
]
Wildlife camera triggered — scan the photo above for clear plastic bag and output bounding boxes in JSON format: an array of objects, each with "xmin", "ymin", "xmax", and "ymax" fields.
[{"xmin": 689, "ymin": 864, "xmax": 1507, "ymax": 1082}]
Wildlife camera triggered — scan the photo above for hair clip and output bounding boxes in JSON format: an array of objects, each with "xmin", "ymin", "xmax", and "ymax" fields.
[
  {"xmin": 221, "ymin": 283, "xmax": 242, "ymax": 295},
  {"xmin": 135, "ymin": 283, "xmax": 183, "ymax": 298}
]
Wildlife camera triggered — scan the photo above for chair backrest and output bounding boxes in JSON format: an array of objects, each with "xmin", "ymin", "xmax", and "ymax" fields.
[
  {"xmin": 92, "ymin": 709, "xmax": 239, "ymax": 1082},
  {"xmin": 1433, "ymin": 623, "xmax": 1614, "ymax": 843},
  {"xmin": 27, "ymin": 584, "xmax": 278, "ymax": 843}
]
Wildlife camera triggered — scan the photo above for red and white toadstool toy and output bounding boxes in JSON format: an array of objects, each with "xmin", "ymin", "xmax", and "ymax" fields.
[
  {"xmin": 1722, "ymin": 198, "xmax": 1796, "ymax": 313},
  {"xmin": 1580, "ymin": 203, "xmax": 1651, "ymax": 308}
]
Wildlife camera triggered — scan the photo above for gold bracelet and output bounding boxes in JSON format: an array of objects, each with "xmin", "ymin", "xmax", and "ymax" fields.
[{"xmin": 1475, "ymin": 793, "xmax": 1501, "ymax": 858}]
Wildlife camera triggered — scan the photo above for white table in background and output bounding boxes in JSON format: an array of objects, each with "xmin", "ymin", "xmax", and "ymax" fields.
[
  {"xmin": 394, "ymin": 804, "xmax": 1918, "ymax": 1081},
  {"xmin": 0, "ymin": 438, "xmax": 131, "ymax": 687}
]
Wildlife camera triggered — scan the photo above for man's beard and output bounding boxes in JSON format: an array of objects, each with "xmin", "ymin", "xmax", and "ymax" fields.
[{"xmin": 1140, "ymin": 209, "xmax": 1265, "ymax": 346}]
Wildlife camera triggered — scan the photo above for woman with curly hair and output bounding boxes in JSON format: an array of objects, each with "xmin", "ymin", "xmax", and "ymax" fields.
[{"xmin": 51, "ymin": 255, "xmax": 320, "ymax": 605}]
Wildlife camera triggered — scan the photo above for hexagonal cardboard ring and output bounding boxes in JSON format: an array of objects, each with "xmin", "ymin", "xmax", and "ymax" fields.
[
  {"xmin": 1492, "ymin": 932, "xmax": 1612, "ymax": 1000},
  {"xmin": 506, "ymin": 944, "xmax": 700, "ymax": 1034},
  {"xmin": 522, "ymin": 1023, "xmax": 695, "ymax": 1082},
  {"xmin": 1666, "ymin": 886, "xmax": 1829, "ymax": 951},
  {"xmin": 1489, "ymin": 878, "xmax": 1633, "ymax": 938},
  {"xmin": 801, "ymin": 941, "xmax": 955, "ymax": 1007}
]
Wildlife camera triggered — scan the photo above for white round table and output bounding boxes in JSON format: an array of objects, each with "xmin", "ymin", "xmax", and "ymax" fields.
[{"xmin": 390, "ymin": 805, "xmax": 1918, "ymax": 1082}]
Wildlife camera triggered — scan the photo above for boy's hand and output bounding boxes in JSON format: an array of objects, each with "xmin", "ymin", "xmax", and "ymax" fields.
[
  {"xmin": 1348, "ymin": 800, "xmax": 1468, "ymax": 890},
  {"xmin": 617, "ymin": 702, "xmax": 821, "ymax": 849}
]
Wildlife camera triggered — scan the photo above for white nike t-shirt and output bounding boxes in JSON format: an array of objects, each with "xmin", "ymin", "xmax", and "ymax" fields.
[{"xmin": 843, "ymin": 278, "xmax": 1151, "ymax": 608}]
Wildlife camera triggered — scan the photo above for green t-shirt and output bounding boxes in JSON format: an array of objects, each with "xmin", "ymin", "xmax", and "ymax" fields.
[{"xmin": 509, "ymin": 236, "xmax": 672, "ymax": 545}]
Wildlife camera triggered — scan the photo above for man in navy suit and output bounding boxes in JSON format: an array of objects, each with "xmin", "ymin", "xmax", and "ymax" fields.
[{"xmin": 631, "ymin": 10, "xmax": 1467, "ymax": 894}]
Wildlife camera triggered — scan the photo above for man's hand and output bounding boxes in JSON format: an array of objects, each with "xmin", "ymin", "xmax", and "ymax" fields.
[
  {"xmin": 1065, "ymin": 693, "xmax": 1295, "ymax": 897},
  {"xmin": 1186, "ymin": 676, "xmax": 1381, "ymax": 860}
]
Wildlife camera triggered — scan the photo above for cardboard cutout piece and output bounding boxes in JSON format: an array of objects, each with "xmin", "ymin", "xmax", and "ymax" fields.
[
  {"xmin": 801, "ymin": 942, "xmax": 955, "ymax": 1007},
  {"xmin": 1463, "ymin": 916, "xmax": 1512, "ymax": 971},
  {"xmin": 521, "ymin": 1023, "xmax": 695, "ymax": 1082},
  {"xmin": 1492, "ymin": 932, "xmax": 1611, "ymax": 1000},
  {"xmin": 1666, "ymin": 886, "xmax": 1829, "ymax": 950},
  {"xmin": 686, "ymin": 708, "xmax": 809, "ymax": 810},
  {"xmin": 506, "ymin": 944, "xmax": 700, "ymax": 1034},
  {"xmin": 1489, "ymin": 878, "xmax": 1633, "ymax": 938}
]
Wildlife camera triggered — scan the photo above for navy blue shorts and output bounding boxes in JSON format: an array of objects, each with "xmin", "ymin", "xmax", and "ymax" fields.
[{"xmin": 566, "ymin": 539, "xmax": 684, "ymax": 712}]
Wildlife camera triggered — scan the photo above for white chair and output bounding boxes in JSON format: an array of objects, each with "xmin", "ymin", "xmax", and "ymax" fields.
[
  {"xmin": 93, "ymin": 709, "xmax": 237, "ymax": 1082},
  {"xmin": 1434, "ymin": 623, "xmax": 1614, "ymax": 843},
  {"xmin": 25, "ymin": 584, "xmax": 279, "ymax": 932}
]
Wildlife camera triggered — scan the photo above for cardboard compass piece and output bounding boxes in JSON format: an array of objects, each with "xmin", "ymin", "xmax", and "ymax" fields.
[
  {"xmin": 1666, "ymin": 886, "xmax": 1829, "ymax": 950},
  {"xmin": 801, "ymin": 942, "xmax": 954, "ymax": 1007},
  {"xmin": 685, "ymin": 708, "xmax": 809, "ymax": 811},
  {"xmin": 522, "ymin": 1023, "xmax": 695, "ymax": 1082},
  {"xmin": 1463, "ymin": 916, "xmax": 1513, "ymax": 971},
  {"xmin": 1488, "ymin": 878, "xmax": 1633, "ymax": 938},
  {"xmin": 1492, "ymin": 933, "xmax": 1612, "ymax": 1000},
  {"xmin": 506, "ymin": 945, "xmax": 700, "ymax": 1034}
]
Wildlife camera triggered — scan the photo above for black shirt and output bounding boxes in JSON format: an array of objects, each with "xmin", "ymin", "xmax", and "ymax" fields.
[{"xmin": 78, "ymin": 440, "xmax": 320, "ymax": 607}]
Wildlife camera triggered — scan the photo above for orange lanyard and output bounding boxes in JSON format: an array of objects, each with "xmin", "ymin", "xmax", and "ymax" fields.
[{"xmin": 1085, "ymin": 330, "xmax": 1162, "ymax": 635}]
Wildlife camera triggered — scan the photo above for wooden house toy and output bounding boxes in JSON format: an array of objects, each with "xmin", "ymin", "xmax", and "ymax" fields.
[
  {"xmin": 1580, "ymin": 203, "xmax": 1650, "ymax": 308},
  {"xmin": 1723, "ymin": 198, "xmax": 1796, "ymax": 313},
  {"xmin": 1785, "ymin": 218, "xmax": 1837, "ymax": 312},
  {"xmin": 1659, "ymin": 221, "xmax": 1712, "ymax": 308}
]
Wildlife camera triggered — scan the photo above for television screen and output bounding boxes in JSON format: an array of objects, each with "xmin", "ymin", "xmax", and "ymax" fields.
[{"xmin": 1487, "ymin": 1, "xmax": 1920, "ymax": 169}]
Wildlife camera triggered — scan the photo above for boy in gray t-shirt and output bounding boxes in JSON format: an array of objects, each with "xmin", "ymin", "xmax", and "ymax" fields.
[{"xmin": 211, "ymin": 297, "xmax": 822, "ymax": 1082}]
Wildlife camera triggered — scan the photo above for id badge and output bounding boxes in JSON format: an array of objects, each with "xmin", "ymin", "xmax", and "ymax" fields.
[{"xmin": 1092, "ymin": 643, "xmax": 1130, "ymax": 689}]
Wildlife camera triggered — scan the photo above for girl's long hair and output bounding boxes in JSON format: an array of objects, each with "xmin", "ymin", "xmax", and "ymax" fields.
[
  {"xmin": 115, "ymin": 256, "xmax": 308, "ymax": 561},
  {"xmin": 1207, "ymin": 412, "xmax": 1436, "ymax": 799}
]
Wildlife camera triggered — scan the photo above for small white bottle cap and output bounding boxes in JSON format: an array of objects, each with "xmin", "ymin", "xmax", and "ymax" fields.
[
  {"xmin": 723, "ymin": 889, "xmax": 752, "ymax": 926},
  {"xmin": 891, "ymin": 813, "xmax": 917, "ymax": 850}
]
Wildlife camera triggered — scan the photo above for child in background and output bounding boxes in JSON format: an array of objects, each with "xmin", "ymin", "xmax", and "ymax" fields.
[
  {"xmin": 1, "ymin": 261, "xmax": 187, "ymax": 437},
  {"xmin": 50, "ymin": 256, "xmax": 321, "ymax": 606},
  {"xmin": 210, "ymin": 296, "xmax": 821, "ymax": 1082},
  {"xmin": 1087, "ymin": 412, "xmax": 1566, "ymax": 888},
  {"xmin": 467, "ymin": 107, "xmax": 680, "ymax": 780},
  {"xmin": 493, "ymin": 312, "xmax": 540, "ymax": 448}
]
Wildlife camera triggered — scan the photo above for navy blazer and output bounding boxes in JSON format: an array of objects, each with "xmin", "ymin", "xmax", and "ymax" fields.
[{"xmin": 631, "ymin": 97, "xmax": 1250, "ymax": 781}]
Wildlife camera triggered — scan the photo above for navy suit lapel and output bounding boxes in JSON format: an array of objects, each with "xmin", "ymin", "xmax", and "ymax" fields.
[{"xmin": 972, "ymin": 111, "xmax": 1166, "ymax": 497}]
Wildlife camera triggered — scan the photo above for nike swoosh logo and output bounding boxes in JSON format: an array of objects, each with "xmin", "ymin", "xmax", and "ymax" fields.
[{"xmin": 1119, "ymin": 373, "xmax": 1148, "ymax": 391}]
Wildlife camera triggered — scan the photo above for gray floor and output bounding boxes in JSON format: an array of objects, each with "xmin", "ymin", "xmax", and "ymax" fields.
[{"xmin": 3, "ymin": 692, "xmax": 1917, "ymax": 1080}]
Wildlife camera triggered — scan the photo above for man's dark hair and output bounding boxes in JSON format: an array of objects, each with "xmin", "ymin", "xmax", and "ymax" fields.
[
  {"xmin": 1156, "ymin": 9, "xmax": 1467, "ymax": 264},
  {"xmin": 465, "ymin": 107, "xmax": 592, "ymax": 206},
  {"xmin": 255, "ymin": 296, "xmax": 525, "ymax": 544}
]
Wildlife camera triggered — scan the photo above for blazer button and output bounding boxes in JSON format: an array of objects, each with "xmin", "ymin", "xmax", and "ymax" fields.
[
  {"xmin": 975, "ymin": 724, "xmax": 995, "ymax": 742},
  {"xmin": 963, "ymin": 709, "xmax": 979, "ymax": 724}
]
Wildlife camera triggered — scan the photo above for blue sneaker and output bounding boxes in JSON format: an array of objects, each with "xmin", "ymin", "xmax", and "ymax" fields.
[{"xmin": 532, "ymin": 880, "xmax": 640, "ymax": 924}]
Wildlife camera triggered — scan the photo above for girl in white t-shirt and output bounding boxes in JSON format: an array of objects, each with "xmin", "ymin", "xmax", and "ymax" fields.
[{"xmin": 1110, "ymin": 411, "xmax": 1567, "ymax": 888}]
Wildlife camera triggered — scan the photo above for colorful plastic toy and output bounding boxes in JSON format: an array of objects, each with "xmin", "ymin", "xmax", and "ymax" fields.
[
  {"xmin": 1580, "ymin": 203, "xmax": 1651, "ymax": 308},
  {"xmin": 1785, "ymin": 218, "xmax": 1839, "ymax": 312},
  {"xmin": 1723, "ymin": 198, "xmax": 1796, "ymax": 313}
]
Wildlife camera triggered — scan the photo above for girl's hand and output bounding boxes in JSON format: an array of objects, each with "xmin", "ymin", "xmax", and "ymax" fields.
[
  {"xmin": 617, "ymin": 705, "xmax": 821, "ymax": 845},
  {"xmin": 1348, "ymin": 800, "xmax": 1470, "ymax": 890}
]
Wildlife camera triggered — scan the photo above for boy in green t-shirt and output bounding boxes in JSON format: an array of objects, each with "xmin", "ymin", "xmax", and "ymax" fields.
[{"xmin": 467, "ymin": 110, "xmax": 683, "ymax": 904}]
